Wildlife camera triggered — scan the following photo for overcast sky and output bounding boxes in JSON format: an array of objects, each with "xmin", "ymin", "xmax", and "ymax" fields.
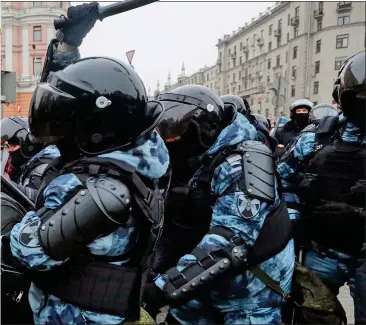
[{"xmin": 76, "ymin": 1, "xmax": 274, "ymax": 95}]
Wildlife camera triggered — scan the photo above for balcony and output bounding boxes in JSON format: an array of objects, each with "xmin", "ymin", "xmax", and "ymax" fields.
[
  {"xmin": 231, "ymin": 52, "xmax": 237, "ymax": 59},
  {"xmin": 257, "ymin": 37, "xmax": 264, "ymax": 46},
  {"xmin": 337, "ymin": 2, "xmax": 352, "ymax": 12},
  {"xmin": 290, "ymin": 16, "xmax": 300, "ymax": 26},
  {"xmin": 274, "ymin": 29, "xmax": 282, "ymax": 37},
  {"xmin": 313, "ymin": 8, "xmax": 324, "ymax": 19},
  {"xmin": 242, "ymin": 46, "xmax": 249, "ymax": 53}
]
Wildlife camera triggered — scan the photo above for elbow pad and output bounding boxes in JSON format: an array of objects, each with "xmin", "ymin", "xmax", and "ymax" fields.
[{"xmin": 38, "ymin": 176, "xmax": 132, "ymax": 261}]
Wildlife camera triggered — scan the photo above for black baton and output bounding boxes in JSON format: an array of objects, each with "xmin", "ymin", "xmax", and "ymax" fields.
[
  {"xmin": 54, "ymin": 0, "xmax": 159, "ymax": 30},
  {"xmin": 1, "ymin": 175, "xmax": 35, "ymax": 211}
]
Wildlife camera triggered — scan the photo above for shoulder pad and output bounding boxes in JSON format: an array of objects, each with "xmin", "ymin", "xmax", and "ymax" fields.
[
  {"xmin": 39, "ymin": 175, "xmax": 132, "ymax": 261},
  {"xmin": 236, "ymin": 140, "xmax": 275, "ymax": 203},
  {"xmin": 29, "ymin": 163, "xmax": 49, "ymax": 178}
]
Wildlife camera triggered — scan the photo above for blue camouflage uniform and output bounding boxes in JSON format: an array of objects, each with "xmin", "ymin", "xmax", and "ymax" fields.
[
  {"xmin": 8, "ymin": 130, "xmax": 169, "ymax": 324},
  {"xmin": 155, "ymin": 113, "xmax": 295, "ymax": 324},
  {"xmin": 19, "ymin": 145, "xmax": 60, "ymax": 187},
  {"xmin": 277, "ymin": 115, "xmax": 366, "ymax": 322}
]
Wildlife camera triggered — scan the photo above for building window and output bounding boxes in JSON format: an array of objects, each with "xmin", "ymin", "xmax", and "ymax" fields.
[
  {"xmin": 293, "ymin": 46, "xmax": 298, "ymax": 59},
  {"xmin": 287, "ymin": 32, "xmax": 290, "ymax": 42},
  {"xmin": 228, "ymin": 62, "xmax": 231, "ymax": 69},
  {"xmin": 315, "ymin": 39, "xmax": 321, "ymax": 53},
  {"xmin": 315, "ymin": 60, "xmax": 320, "ymax": 74},
  {"xmin": 238, "ymin": 85, "xmax": 241, "ymax": 92},
  {"xmin": 276, "ymin": 55, "xmax": 281, "ymax": 66},
  {"xmin": 33, "ymin": 1, "xmax": 41, "ymax": 7},
  {"xmin": 267, "ymin": 75, "xmax": 271, "ymax": 83},
  {"xmin": 265, "ymin": 109, "xmax": 270, "ymax": 118},
  {"xmin": 227, "ymin": 89, "xmax": 230, "ymax": 94},
  {"xmin": 334, "ymin": 56, "xmax": 348, "ymax": 70},
  {"xmin": 260, "ymin": 29, "xmax": 264, "ymax": 37},
  {"xmin": 57, "ymin": 2, "xmax": 62, "ymax": 8},
  {"xmin": 317, "ymin": 19, "xmax": 322, "ymax": 31},
  {"xmin": 33, "ymin": 26, "xmax": 42, "ymax": 41},
  {"xmin": 294, "ymin": 27, "xmax": 299, "ymax": 38},
  {"xmin": 33, "ymin": 58, "xmax": 42, "ymax": 76},
  {"xmin": 319, "ymin": 1, "xmax": 324, "ymax": 9},
  {"xmin": 292, "ymin": 66, "xmax": 297, "ymax": 78},
  {"xmin": 291, "ymin": 85, "xmax": 296, "ymax": 97},
  {"xmin": 269, "ymin": 24, "xmax": 273, "ymax": 35},
  {"xmin": 277, "ymin": 36, "xmax": 281, "ymax": 48},
  {"xmin": 313, "ymin": 81, "xmax": 319, "ymax": 94},
  {"xmin": 233, "ymin": 73, "xmax": 236, "ymax": 82},
  {"xmin": 338, "ymin": 15, "xmax": 350, "ymax": 25},
  {"xmin": 232, "ymin": 87, "xmax": 236, "ymax": 94},
  {"xmin": 239, "ymin": 71, "xmax": 242, "ymax": 79},
  {"xmin": 240, "ymin": 56, "xmax": 242, "ymax": 64},
  {"xmin": 278, "ymin": 19, "xmax": 282, "ymax": 30},
  {"xmin": 336, "ymin": 34, "xmax": 349, "ymax": 48},
  {"xmin": 228, "ymin": 49, "xmax": 231, "ymax": 57},
  {"xmin": 267, "ymin": 59, "xmax": 271, "ymax": 69},
  {"xmin": 286, "ymin": 51, "xmax": 288, "ymax": 63},
  {"xmin": 268, "ymin": 41, "xmax": 272, "ymax": 51},
  {"xmin": 288, "ymin": 14, "xmax": 290, "ymax": 26},
  {"xmin": 295, "ymin": 6, "xmax": 300, "ymax": 17}
]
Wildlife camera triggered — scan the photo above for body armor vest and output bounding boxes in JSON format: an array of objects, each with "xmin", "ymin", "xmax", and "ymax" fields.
[
  {"xmin": 306, "ymin": 138, "xmax": 365, "ymax": 255},
  {"xmin": 29, "ymin": 157, "xmax": 165, "ymax": 320},
  {"xmin": 19, "ymin": 157, "xmax": 54, "ymax": 190}
]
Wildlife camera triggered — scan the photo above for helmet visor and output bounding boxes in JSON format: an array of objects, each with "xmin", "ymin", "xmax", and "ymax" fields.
[
  {"xmin": 157, "ymin": 101, "xmax": 200, "ymax": 143},
  {"xmin": 1, "ymin": 118, "xmax": 26, "ymax": 143},
  {"xmin": 29, "ymin": 83, "xmax": 78, "ymax": 143}
]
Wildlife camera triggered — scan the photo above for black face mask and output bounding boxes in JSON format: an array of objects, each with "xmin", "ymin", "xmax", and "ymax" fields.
[{"xmin": 293, "ymin": 113, "xmax": 309, "ymax": 129}]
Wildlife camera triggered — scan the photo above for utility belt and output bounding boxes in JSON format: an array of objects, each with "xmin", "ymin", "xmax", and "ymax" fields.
[{"xmin": 32, "ymin": 255, "xmax": 143, "ymax": 320}]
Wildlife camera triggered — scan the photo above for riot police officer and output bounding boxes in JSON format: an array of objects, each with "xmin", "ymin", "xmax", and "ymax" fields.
[
  {"xmin": 274, "ymin": 99, "xmax": 313, "ymax": 147},
  {"xmin": 146, "ymin": 85, "xmax": 294, "ymax": 324},
  {"xmin": 277, "ymin": 50, "xmax": 366, "ymax": 324},
  {"xmin": 2, "ymin": 4, "xmax": 170, "ymax": 324}
]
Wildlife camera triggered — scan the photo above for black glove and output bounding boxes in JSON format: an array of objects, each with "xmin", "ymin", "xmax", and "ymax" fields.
[
  {"xmin": 312, "ymin": 200, "xmax": 365, "ymax": 220},
  {"xmin": 142, "ymin": 282, "xmax": 169, "ymax": 318},
  {"xmin": 57, "ymin": 2, "xmax": 99, "ymax": 47}
]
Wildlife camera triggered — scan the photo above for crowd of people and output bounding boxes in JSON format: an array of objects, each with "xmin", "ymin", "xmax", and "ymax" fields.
[{"xmin": 1, "ymin": 3, "xmax": 365, "ymax": 325}]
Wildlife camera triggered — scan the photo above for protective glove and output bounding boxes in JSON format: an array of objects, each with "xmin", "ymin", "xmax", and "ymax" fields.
[
  {"xmin": 142, "ymin": 282, "xmax": 169, "ymax": 318},
  {"xmin": 312, "ymin": 200, "xmax": 365, "ymax": 220},
  {"xmin": 57, "ymin": 2, "xmax": 99, "ymax": 47}
]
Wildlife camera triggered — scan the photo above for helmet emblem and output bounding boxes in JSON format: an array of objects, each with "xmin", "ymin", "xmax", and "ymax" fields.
[
  {"xmin": 96, "ymin": 96, "xmax": 112, "ymax": 109},
  {"xmin": 206, "ymin": 104, "xmax": 214, "ymax": 112}
]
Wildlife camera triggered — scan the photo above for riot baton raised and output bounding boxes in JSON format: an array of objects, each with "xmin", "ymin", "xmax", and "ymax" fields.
[
  {"xmin": 54, "ymin": 0, "xmax": 159, "ymax": 30},
  {"xmin": 1, "ymin": 175, "xmax": 35, "ymax": 211}
]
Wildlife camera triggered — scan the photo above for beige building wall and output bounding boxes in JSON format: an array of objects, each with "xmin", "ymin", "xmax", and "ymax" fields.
[{"xmin": 159, "ymin": 1, "xmax": 365, "ymax": 119}]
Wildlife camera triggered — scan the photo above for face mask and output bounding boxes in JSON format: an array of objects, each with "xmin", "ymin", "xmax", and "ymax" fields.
[{"xmin": 293, "ymin": 113, "xmax": 309, "ymax": 128}]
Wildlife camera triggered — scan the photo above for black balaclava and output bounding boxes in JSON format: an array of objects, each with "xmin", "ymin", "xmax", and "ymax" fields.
[{"xmin": 293, "ymin": 110, "xmax": 310, "ymax": 129}]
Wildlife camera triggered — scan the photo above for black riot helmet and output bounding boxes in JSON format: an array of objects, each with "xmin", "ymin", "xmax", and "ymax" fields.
[
  {"xmin": 29, "ymin": 56, "xmax": 164, "ymax": 156},
  {"xmin": 1, "ymin": 116, "xmax": 42, "ymax": 158},
  {"xmin": 221, "ymin": 95, "xmax": 247, "ymax": 116},
  {"xmin": 157, "ymin": 85, "xmax": 230, "ymax": 159},
  {"xmin": 332, "ymin": 50, "xmax": 366, "ymax": 126},
  {"xmin": 310, "ymin": 103, "xmax": 338, "ymax": 123},
  {"xmin": 253, "ymin": 114, "xmax": 270, "ymax": 130}
]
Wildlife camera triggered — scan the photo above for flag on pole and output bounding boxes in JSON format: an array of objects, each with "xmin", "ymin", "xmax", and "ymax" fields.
[{"xmin": 126, "ymin": 50, "xmax": 135, "ymax": 66}]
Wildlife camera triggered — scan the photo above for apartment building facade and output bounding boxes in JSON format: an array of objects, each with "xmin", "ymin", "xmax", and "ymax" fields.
[
  {"xmin": 158, "ymin": 1, "xmax": 365, "ymax": 118},
  {"xmin": 1, "ymin": 1, "xmax": 69, "ymax": 117}
]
